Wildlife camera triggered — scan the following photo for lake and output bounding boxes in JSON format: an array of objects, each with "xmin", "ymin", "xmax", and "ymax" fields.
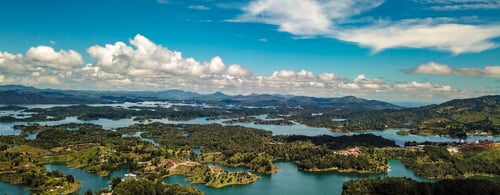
[
  {"xmin": 0, "ymin": 159, "xmax": 423, "ymax": 195},
  {"xmin": 44, "ymin": 164, "xmax": 130, "ymax": 194},
  {"xmin": 2, "ymin": 115, "xmax": 497, "ymax": 146},
  {"xmin": 164, "ymin": 159, "xmax": 427, "ymax": 195}
]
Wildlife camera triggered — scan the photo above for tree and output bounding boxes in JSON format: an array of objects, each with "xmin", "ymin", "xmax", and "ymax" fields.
[
  {"xmin": 66, "ymin": 174, "xmax": 75, "ymax": 183},
  {"xmin": 84, "ymin": 189, "xmax": 93, "ymax": 195},
  {"xmin": 110, "ymin": 176, "xmax": 122, "ymax": 188}
]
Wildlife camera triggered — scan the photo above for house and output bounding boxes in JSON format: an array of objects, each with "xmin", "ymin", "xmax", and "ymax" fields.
[{"xmin": 124, "ymin": 173, "xmax": 137, "ymax": 180}]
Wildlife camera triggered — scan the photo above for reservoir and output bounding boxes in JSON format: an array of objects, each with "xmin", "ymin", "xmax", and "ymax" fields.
[
  {"xmin": 0, "ymin": 105, "xmax": 495, "ymax": 194},
  {"xmin": 1, "ymin": 116, "xmax": 498, "ymax": 146},
  {"xmin": 164, "ymin": 159, "xmax": 426, "ymax": 195},
  {"xmin": 43, "ymin": 164, "xmax": 130, "ymax": 194},
  {"xmin": 0, "ymin": 159, "xmax": 423, "ymax": 194}
]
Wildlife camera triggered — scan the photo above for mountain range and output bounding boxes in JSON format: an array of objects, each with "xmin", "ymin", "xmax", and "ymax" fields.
[{"xmin": 0, "ymin": 85, "xmax": 401, "ymax": 109}]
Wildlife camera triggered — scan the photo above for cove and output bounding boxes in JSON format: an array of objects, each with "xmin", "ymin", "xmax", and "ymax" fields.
[
  {"xmin": 0, "ymin": 159, "xmax": 426, "ymax": 195},
  {"xmin": 164, "ymin": 159, "xmax": 427, "ymax": 195},
  {"xmin": 44, "ymin": 164, "xmax": 130, "ymax": 194},
  {"xmin": 0, "ymin": 182, "xmax": 29, "ymax": 195}
]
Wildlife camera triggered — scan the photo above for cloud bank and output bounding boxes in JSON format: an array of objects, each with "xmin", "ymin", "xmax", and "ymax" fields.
[
  {"xmin": 0, "ymin": 34, "xmax": 465, "ymax": 101},
  {"xmin": 412, "ymin": 61, "xmax": 500, "ymax": 77},
  {"xmin": 233, "ymin": 0, "xmax": 500, "ymax": 54}
]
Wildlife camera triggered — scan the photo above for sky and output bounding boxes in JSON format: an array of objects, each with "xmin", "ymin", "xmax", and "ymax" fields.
[{"xmin": 0, "ymin": 0, "xmax": 499, "ymax": 103}]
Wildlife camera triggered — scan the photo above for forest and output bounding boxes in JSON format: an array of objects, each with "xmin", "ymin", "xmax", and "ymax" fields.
[{"xmin": 342, "ymin": 177, "xmax": 500, "ymax": 195}]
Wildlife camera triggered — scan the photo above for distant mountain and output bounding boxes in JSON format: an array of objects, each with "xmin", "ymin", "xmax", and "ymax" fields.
[
  {"xmin": 0, "ymin": 86, "xmax": 105, "ymax": 104},
  {"xmin": 193, "ymin": 93, "xmax": 401, "ymax": 109},
  {"xmin": 0, "ymin": 85, "xmax": 400, "ymax": 109}
]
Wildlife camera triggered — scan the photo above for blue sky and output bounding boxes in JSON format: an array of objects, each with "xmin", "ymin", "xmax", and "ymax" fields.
[{"xmin": 0, "ymin": 0, "xmax": 499, "ymax": 103}]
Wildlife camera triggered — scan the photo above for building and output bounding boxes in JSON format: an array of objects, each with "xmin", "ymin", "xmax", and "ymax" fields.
[{"xmin": 124, "ymin": 173, "xmax": 137, "ymax": 180}]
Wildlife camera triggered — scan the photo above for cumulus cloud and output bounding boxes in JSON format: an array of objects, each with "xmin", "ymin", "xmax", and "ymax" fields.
[
  {"xmin": 86, "ymin": 34, "xmax": 250, "ymax": 79},
  {"xmin": 0, "ymin": 34, "xmax": 467, "ymax": 101},
  {"xmin": 82, "ymin": 34, "xmax": 258, "ymax": 91},
  {"xmin": 226, "ymin": 64, "xmax": 252, "ymax": 77},
  {"xmin": 339, "ymin": 74, "xmax": 386, "ymax": 90},
  {"xmin": 412, "ymin": 61, "xmax": 500, "ymax": 77},
  {"xmin": 0, "ymin": 52, "xmax": 30, "ymax": 73},
  {"xmin": 26, "ymin": 46, "xmax": 83, "ymax": 70},
  {"xmin": 234, "ymin": 0, "xmax": 500, "ymax": 54},
  {"xmin": 0, "ymin": 46, "xmax": 82, "ymax": 86}
]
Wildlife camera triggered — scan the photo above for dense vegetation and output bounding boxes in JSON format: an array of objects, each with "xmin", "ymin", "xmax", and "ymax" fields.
[
  {"xmin": 342, "ymin": 177, "xmax": 500, "ymax": 195},
  {"xmin": 132, "ymin": 123, "xmax": 397, "ymax": 173},
  {"xmin": 0, "ymin": 122, "xmax": 403, "ymax": 193},
  {"xmin": 398, "ymin": 145, "xmax": 500, "ymax": 179},
  {"xmin": 308, "ymin": 95, "xmax": 500, "ymax": 136},
  {"xmin": 111, "ymin": 178, "xmax": 203, "ymax": 195},
  {"xmin": 0, "ymin": 144, "xmax": 80, "ymax": 194},
  {"xmin": 274, "ymin": 134, "xmax": 397, "ymax": 149}
]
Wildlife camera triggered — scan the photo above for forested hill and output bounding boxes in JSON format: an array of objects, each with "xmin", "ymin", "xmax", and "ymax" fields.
[
  {"xmin": 0, "ymin": 85, "xmax": 400, "ymax": 109},
  {"xmin": 412, "ymin": 95, "xmax": 500, "ymax": 127},
  {"xmin": 334, "ymin": 95, "xmax": 500, "ymax": 135}
]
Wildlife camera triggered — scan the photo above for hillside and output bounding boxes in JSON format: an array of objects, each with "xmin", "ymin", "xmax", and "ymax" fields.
[{"xmin": 334, "ymin": 95, "xmax": 500, "ymax": 135}]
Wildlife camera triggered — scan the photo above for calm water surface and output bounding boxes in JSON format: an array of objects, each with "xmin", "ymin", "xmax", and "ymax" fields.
[
  {"xmin": 44, "ymin": 164, "xmax": 130, "ymax": 194},
  {"xmin": 0, "ymin": 159, "xmax": 425, "ymax": 195},
  {"xmin": 164, "ymin": 159, "xmax": 427, "ymax": 195}
]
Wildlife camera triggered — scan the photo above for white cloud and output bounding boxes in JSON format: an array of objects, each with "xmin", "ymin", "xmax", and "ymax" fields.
[
  {"xmin": 339, "ymin": 74, "xmax": 386, "ymax": 90},
  {"xmin": 394, "ymin": 81, "xmax": 452, "ymax": 92},
  {"xmin": 413, "ymin": 61, "xmax": 500, "ymax": 77},
  {"xmin": 26, "ymin": 46, "xmax": 83, "ymax": 70},
  {"xmin": 21, "ymin": 75, "xmax": 62, "ymax": 86},
  {"xmin": 335, "ymin": 21, "xmax": 500, "ymax": 54},
  {"xmin": 0, "ymin": 47, "xmax": 80, "ymax": 86},
  {"xmin": 319, "ymin": 73, "xmax": 339, "ymax": 82},
  {"xmin": 0, "ymin": 35, "xmax": 472, "ymax": 101},
  {"xmin": 226, "ymin": 64, "xmax": 252, "ymax": 77},
  {"xmin": 413, "ymin": 61, "xmax": 453, "ymax": 74},
  {"xmin": 415, "ymin": 0, "xmax": 500, "ymax": 11},
  {"xmin": 188, "ymin": 5, "xmax": 210, "ymax": 10},
  {"xmin": 0, "ymin": 52, "xmax": 30, "ymax": 73},
  {"xmin": 234, "ymin": 0, "xmax": 500, "ymax": 54},
  {"xmin": 233, "ymin": 0, "xmax": 382, "ymax": 36},
  {"xmin": 87, "ymin": 34, "xmax": 233, "ymax": 77}
]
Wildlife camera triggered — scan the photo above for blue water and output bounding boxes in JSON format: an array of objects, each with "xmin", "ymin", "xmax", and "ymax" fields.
[
  {"xmin": 0, "ymin": 182, "xmax": 30, "ymax": 195},
  {"xmin": 164, "ymin": 159, "xmax": 426, "ymax": 195},
  {"xmin": 44, "ymin": 164, "xmax": 130, "ymax": 194}
]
